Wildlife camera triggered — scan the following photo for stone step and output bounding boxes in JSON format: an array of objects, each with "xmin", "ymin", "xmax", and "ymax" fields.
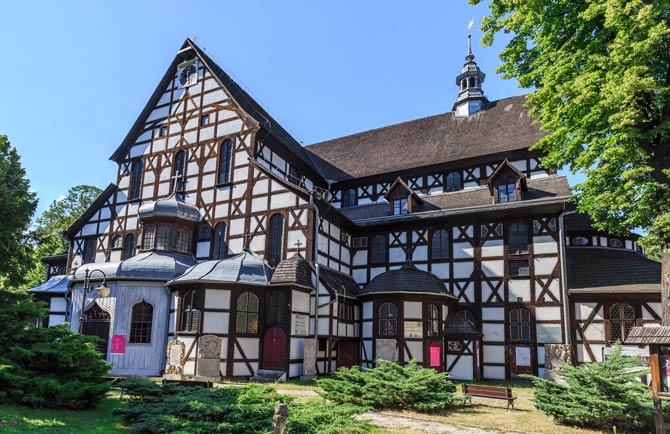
[{"xmin": 250, "ymin": 369, "xmax": 286, "ymax": 383}]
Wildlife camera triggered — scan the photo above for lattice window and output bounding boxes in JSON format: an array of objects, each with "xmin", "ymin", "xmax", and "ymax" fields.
[
  {"xmin": 508, "ymin": 222, "xmax": 529, "ymax": 254},
  {"xmin": 129, "ymin": 159, "xmax": 143, "ymax": 200},
  {"xmin": 211, "ymin": 222, "xmax": 227, "ymax": 260},
  {"xmin": 171, "ymin": 150, "xmax": 187, "ymax": 193},
  {"xmin": 342, "ymin": 189, "xmax": 357, "ymax": 208},
  {"xmin": 427, "ymin": 304, "xmax": 440, "ymax": 337},
  {"xmin": 197, "ymin": 222, "xmax": 212, "ymax": 241},
  {"xmin": 155, "ymin": 225, "xmax": 175, "ymax": 251},
  {"xmin": 393, "ymin": 198, "xmax": 408, "ymax": 215},
  {"xmin": 509, "ymin": 259, "xmax": 530, "ymax": 277},
  {"xmin": 217, "ymin": 139, "xmax": 233, "ymax": 184},
  {"xmin": 267, "ymin": 214, "xmax": 284, "ymax": 267},
  {"xmin": 379, "ymin": 301, "xmax": 398, "ymax": 337},
  {"xmin": 509, "ymin": 307, "xmax": 531, "ymax": 341},
  {"xmin": 497, "ymin": 183, "xmax": 517, "ymax": 203},
  {"xmin": 445, "ymin": 171, "xmax": 462, "ymax": 192},
  {"xmin": 142, "ymin": 224, "xmax": 156, "ymax": 250},
  {"xmin": 609, "ymin": 303, "xmax": 635, "ymax": 343},
  {"xmin": 122, "ymin": 233, "xmax": 135, "ymax": 260},
  {"xmin": 179, "ymin": 290, "xmax": 200, "ymax": 333},
  {"xmin": 235, "ymin": 292, "xmax": 259, "ymax": 334},
  {"xmin": 431, "ymin": 228, "xmax": 450, "ymax": 259},
  {"xmin": 175, "ymin": 228, "xmax": 192, "ymax": 254},
  {"xmin": 129, "ymin": 301, "xmax": 153, "ymax": 343},
  {"xmin": 370, "ymin": 234, "xmax": 387, "ymax": 265},
  {"xmin": 268, "ymin": 291, "xmax": 288, "ymax": 326},
  {"xmin": 83, "ymin": 236, "xmax": 96, "ymax": 264}
]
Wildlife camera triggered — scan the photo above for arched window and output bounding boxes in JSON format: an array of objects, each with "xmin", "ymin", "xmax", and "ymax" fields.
[
  {"xmin": 212, "ymin": 222, "xmax": 227, "ymax": 260},
  {"xmin": 111, "ymin": 235, "xmax": 122, "ymax": 249},
  {"xmin": 235, "ymin": 292, "xmax": 259, "ymax": 334},
  {"xmin": 129, "ymin": 301, "xmax": 153, "ymax": 343},
  {"xmin": 122, "ymin": 233, "xmax": 135, "ymax": 260},
  {"xmin": 370, "ymin": 234, "xmax": 387, "ymax": 265},
  {"xmin": 342, "ymin": 189, "xmax": 357, "ymax": 208},
  {"xmin": 197, "ymin": 222, "xmax": 212, "ymax": 242},
  {"xmin": 445, "ymin": 172, "xmax": 462, "ymax": 192},
  {"xmin": 217, "ymin": 139, "xmax": 233, "ymax": 184},
  {"xmin": 179, "ymin": 290, "xmax": 200, "ymax": 333},
  {"xmin": 129, "ymin": 159, "xmax": 143, "ymax": 200},
  {"xmin": 171, "ymin": 150, "xmax": 186, "ymax": 193},
  {"xmin": 379, "ymin": 302, "xmax": 398, "ymax": 337},
  {"xmin": 431, "ymin": 228, "xmax": 450, "ymax": 259},
  {"xmin": 267, "ymin": 214, "xmax": 284, "ymax": 267},
  {"xmin": 427, "ymin": 304, "xmax": 440, "ymax": 337},
  {"xmin": 609, "ymin": 303, "xmax": 635, "ymax": 343},
  {"xmin": 509, "ymin": 307, "xmax": 531, "ymax": 341},
  {"xmin": 508, "ymin": 223, "xmax": 529, "ymax": 255}
]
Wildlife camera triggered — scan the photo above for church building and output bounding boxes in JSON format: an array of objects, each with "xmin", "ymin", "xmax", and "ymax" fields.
[{"xmin": 29, "ymin": 37, "xmax": 663, "ymax": 381}]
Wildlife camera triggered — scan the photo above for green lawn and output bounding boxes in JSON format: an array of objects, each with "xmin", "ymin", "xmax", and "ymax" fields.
[{"xmin": 0, "ymin": 393, "xmax": 128, "ymax": 433}]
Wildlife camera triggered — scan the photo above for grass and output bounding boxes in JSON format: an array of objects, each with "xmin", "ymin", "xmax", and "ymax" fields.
[
  {"xmin": 0, "ymin": 392, "xmax": 129, "ymax": 433},
  {"xmin": 0, "ymin": 380, "xmax": 605, "ymax": 434}
]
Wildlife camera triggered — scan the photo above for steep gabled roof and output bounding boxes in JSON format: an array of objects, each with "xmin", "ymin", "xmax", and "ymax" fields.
[
  {"xmin": 305, "ymin": 95, "xmax": 545, "ymax": 181},
  {"xmin": 63, "ymin": 183, "xmax": 117, "ymax": 239},
  {"xmin": 110, "ymin": 39, "xmax": 323, "ymax": 183}
]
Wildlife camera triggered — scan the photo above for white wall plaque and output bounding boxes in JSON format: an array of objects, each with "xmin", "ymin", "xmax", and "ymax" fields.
[{"xmin": 404, "ymin": 321, "xmax": 423, "ymax": 338}]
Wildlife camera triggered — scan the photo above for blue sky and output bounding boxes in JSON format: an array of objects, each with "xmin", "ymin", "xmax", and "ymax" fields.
[{"xmin": 0, "ymin": 1, "xmax": 578, "ymax": 216}]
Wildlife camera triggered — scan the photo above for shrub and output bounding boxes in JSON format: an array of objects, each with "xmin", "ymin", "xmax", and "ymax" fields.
[
  {"xmin": 0, "ymin": 288, "xmax": 111, "ymax": 409},
  {"xmin": 527, "ymin": 343, "xmax": 654, "ymax": 432},
  {"xmin": 287, "ymin": 399, "xmax": 372, "ymax": 434},
  {"xmin": 317, "ymin": 359, "xmax": 456, "ymax": 412}
]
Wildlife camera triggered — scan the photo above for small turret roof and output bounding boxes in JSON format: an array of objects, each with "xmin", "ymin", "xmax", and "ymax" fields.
[
  {"xmin": 359, "ymin": 261, "xmax": 455, "ymax": 298},
  {"xmin": 138, "ymin": 193, "xmax": 202, "ymax": 223}
]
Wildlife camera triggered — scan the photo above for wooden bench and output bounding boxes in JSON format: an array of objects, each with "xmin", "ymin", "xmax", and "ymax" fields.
[
  {"xmin": 161, "ymin": 378, "xmax": 213, "ymax": 388},
  {"xmin": 461, "ymin": 384, "xmax": 517, "ymax": 411}
]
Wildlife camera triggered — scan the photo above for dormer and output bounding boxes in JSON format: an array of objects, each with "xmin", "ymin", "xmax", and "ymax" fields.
[
  {"xmin": 385, "ymin": 177, "xmax": 425, "ymax": 215},
  {"xmin": 487, "ymin": 160, "xmax": 527, "ymax": 203}
]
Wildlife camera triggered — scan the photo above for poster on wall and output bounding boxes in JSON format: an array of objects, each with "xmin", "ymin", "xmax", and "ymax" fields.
[
  {"xmin": 404, "ymin": 321, "xmax": 422, "ymax": 338},
  {"xmin": 111, "ymin": 335, "xmax": 126, "ymax": 354},
  {"xmin": 293, "ymin": 314, "xmax": 308, "ymax": 336},
  {"xmin": 515, "ymin": 346, "xmax": 531, "ymax": 366}
]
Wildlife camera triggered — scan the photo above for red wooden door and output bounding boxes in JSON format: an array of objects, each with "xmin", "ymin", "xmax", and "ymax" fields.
[
  {"xmin": 428, "ymin": 341, "xmax": 442, "ymax": 371},
  {"xmin": 337, "ymin": 340, "xmax": 359, "ymax": 369},
  {"xmin": 262, "ymin": 327, "xmax": 287, "ymax": 370}
]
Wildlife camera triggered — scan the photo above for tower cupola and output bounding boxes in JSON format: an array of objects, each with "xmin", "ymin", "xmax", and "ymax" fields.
[{"xmin": 453, "ymin": 28, "xmax": 489, "ymax": 117}]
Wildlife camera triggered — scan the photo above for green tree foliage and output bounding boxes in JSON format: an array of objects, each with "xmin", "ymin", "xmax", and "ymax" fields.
[
  {"xmin": 471, "ymin": 0, "xmax": 670, "ymax": 315},
  {"xmin": 527, "ymin": 344, "xmax": 654, "ymax": 431},
  {"xmin": 317, "ymin": 359, "xmax": 456, "ymax": 412},
  {"xmin": 114, "ymin": 380, "xmax": 371, "ymax": 434},
  {"xmin": 0, "ymin": 135, "xmax": 37, "ymax": 288},
  {"xmin": 0, "ymin": 288, "xmax": 111, "ymax": 409},
  {"xmin": 23, "ymin": 185, "xmax": 102, "ymax": 287}
]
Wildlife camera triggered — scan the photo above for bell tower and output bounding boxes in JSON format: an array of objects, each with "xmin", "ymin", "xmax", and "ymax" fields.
[{"xmin": 453, "ymin": 25, "xmax": 488, "ymax": 117}]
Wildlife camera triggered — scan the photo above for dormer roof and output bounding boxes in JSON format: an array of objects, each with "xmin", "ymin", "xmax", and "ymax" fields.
[{"xmin": 486, "ymin": 159, "xmax": 528, "ymax": 194}]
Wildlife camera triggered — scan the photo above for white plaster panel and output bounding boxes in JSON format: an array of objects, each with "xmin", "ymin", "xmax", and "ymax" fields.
[
  {"xmin": 370, "ymin": 267, "xmax": 385, "ymax": 280},
  {"xmin": 205, "ymin": 289, "xmax": 230, "ymax": 310},
  {"xmin": 482, "ymin": 323, "xmax": 504, "ymax": 342},
  {"xmin": 203, "ymin": 312, "xmax": 229, "ymax": 334},
  {"xmin": 453, "ymin": 242, "xmax": 474, "ymax": 259},
  {"xmin": 292, "ymin": 290, "xmax": 310, "ymax": 313},
  {"xmin": 582, "ymin": 323, "xmax": 605, "ymax": 342},
  {"xmin": 575, "ymin": 302, "xmax": 602, "ymax": 321},
  {"xmin": 271, "ymin": 192, "xmax": 295, "ymax": 210},
  {"xmin": 50, "ymin": 297, "xmax": 67, "ymax": 312},
  {"xmin": 482, "ymin": 260, "xmax": 505, "ymax": 278},
  {"xmin": 481, "ymin": 239, "xmax": 504, "ymax": 257},
  {"xmin": 533, "ymin": 235, "xmax": 558, "ymax": 254},
  {"xmin": 447, "ymin": 355, "xmax": 473, "ymax": 380},
  {"xmin": 645, "ymin": 303, "xmax": 663, "ymax": 319},
  {"xmin": 389, "ymin": 247, "xmax": 405, "ymax": 263},
  {"xmin": 508, "ymin": 279, "xmax": 531, "ymax": 302},
  {"xmin": 236, "ymin": 338, "xmax": 259, "ymax": 359},
  {"xmin": 484, "ymin": 366, "xmax": 505, "ymax": 380},
  {"xmin": 49, "ymin": 314, "xmax": 66, "ymax": 326},
  {"xmin": 404, "ymin": 301, "xmax": 422, "ymax": 319},
  {"xmin": 431, "ymin": 263, "xmax": 450, "ymax": 279},
  {"xmin": 483, "ymin": 345, "xmax": 505, "ymax": 363},
  {"xmin": 362, "ymin": 322, "xmax": 373, "ymax": 338},
  {"xmin": 363, "ymin": 301, "xmax": 373, "ymax": 319},
  {"xmin": 536, "ymin": 306, "xmax": 561, "ymax": 321},
  {"xmin": 482, "ymin": 307, "xmax": 504, "ymax": 321},
  {"xmin": 406, "ymin": 341, "xmax": 423, "ymax": 363},
  {"xmin": 353, "ymin": 251, "xmax": 368, "ymax": 266},
  {"xmin": 453, "ymin": 261, "xmax": 474, "ymax": 279},
  {"xmin": 353, "ymin": 268, "xmax": 367, "ymax": 284}
]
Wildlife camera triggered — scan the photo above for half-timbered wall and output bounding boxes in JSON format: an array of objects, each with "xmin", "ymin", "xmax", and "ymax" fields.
[
  {"xmin": 316, "ymin": 218, "xmax": 351, "ymax": 274},
  {"xmin": 331, "ymin": 158, "xmax": 550, "ymax": 208}
]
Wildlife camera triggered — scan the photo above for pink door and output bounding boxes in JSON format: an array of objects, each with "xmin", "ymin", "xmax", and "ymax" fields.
[
  {"xmin": 429, "ymin": 341, "xmax": 442, "ymax": 371},
  {"xmin": 262, "ymin": 327, "xmax": 287, "ymax": 370}
]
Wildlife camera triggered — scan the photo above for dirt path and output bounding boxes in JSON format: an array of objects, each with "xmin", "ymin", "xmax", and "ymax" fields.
[{"xmin": 356, "ymin": 411, "xmax": 499, "ymax": 434}]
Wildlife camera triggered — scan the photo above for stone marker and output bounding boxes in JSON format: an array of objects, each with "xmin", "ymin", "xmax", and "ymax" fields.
[
  {"xmin": 544, "ymin": 343, "xmax": 572, "ymax": 384},
  {"xmin": 164, "ymin": 339, "xmax": 185, "ymax": 380},
  {"xmin": 302, "ymin": 338, "xmax": 318, "ymax": 378},
  {"xmin": 375, "ymin": 339, "xmax": 398, "ymax": 363},
  {"xmin": 196, "ymin": 334, "xmax": 222, "ymax": 380},
  {"xmin": 272, "ymin": 403, "xmax": 289, "ymax": 434}
]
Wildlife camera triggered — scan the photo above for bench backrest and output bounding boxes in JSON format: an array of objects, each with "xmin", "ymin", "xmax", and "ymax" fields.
[{"xmin": 461, "ymin": 384, "xmax": 513, "ymax": 399}]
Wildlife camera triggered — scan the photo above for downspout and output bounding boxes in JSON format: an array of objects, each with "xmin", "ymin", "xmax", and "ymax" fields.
[
  {"xmin": 310, "ymin": 192, "xmax": 320, "ymax": 338},
  {"xmin": 559, "ymin": 206, "xmax": 577, "ymax": 345}
]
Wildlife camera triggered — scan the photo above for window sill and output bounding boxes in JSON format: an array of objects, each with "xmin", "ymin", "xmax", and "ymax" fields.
[
  {"xmin": 126, "ymin": 342, "xmax": 152, "ymax": 346},
  {"xmin": 216, "ymin": 182, "xmax": 233, "ymax": 188}
]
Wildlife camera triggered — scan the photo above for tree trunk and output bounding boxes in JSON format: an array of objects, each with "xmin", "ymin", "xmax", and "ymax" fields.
[{"xmin": 663, "ymin": 248, "xmax": 670, "ymax": 326}]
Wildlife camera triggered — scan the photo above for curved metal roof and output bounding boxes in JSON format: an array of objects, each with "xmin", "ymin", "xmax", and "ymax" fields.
[
  {"xmin": 28, "ymin": 275, "xmax": 70, "ymax": 294},
  {"xmin": 168, "ymin": 250, "xmax": 273, "ymax": 286},
  {"xmin": 71, "ymin": 251, "xmax": 198, "ymax": 282},
  {"xmin": 138, "ymin": 193, "xmax": 202, "ymax": 223},
  {"xmin": 359, "ymin": 261, "xmax": 454, "ymax": 297}
]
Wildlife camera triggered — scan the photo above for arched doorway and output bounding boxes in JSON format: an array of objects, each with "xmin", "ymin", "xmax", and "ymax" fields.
[
  {"xmin": 81, "ymin": 302, "xmax": 111, "ymax": 359},
  {"xmin": 262, "ymin": 327, "xmax": 287, "ymax": 371}
]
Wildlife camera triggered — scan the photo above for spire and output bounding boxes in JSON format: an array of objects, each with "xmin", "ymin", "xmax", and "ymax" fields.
[{"xmin": 453, "ymin": 19, "xmax": 489, "ymax": 117}]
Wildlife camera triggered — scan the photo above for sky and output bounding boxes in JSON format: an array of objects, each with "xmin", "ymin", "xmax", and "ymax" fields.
[{"xmin": 0, "ymin": 0, "xmax": 580, "ymax": 217}]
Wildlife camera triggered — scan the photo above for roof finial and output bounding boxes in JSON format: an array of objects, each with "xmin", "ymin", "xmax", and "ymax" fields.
[
  {"xmin": 294, "ymin": 240, "xmax": 303, "ymax": 257},
  {"xmin": 243, "ymin": 231, "xmax": 253, "ymax": 251},
  {"xmin": 466, "ymin": 18, "xmax": 475, "ymax": 61}
]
